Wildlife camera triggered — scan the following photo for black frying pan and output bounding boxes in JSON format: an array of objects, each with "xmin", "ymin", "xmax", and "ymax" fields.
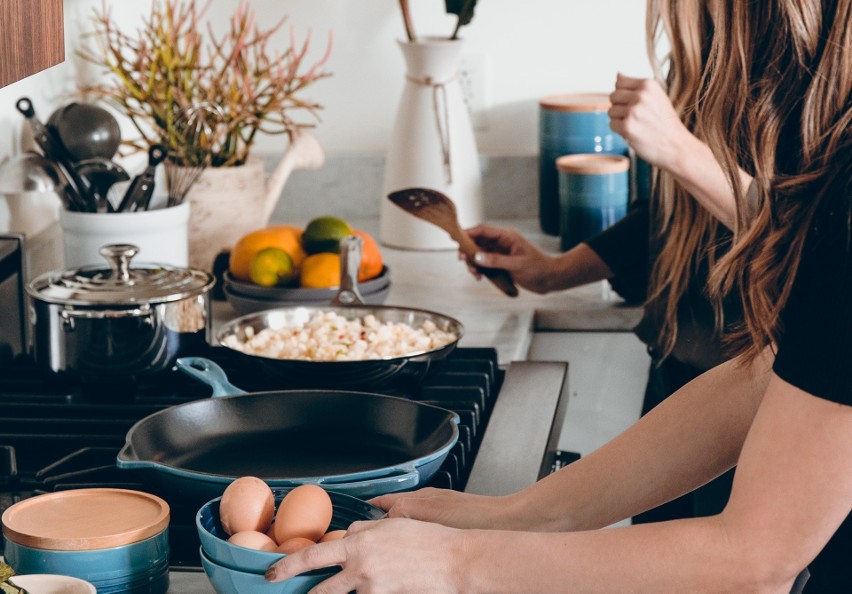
[
  {"xmin": 217, "ymin": 235, "xmax": 464, "ymax": 387},
  {"xmin": 116, "ymin": 357, "xmax": 460, "ymax": 502}
]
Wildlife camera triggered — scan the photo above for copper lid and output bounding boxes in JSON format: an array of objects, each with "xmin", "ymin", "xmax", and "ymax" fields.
[
  {"xmin": 539, "ymin": 92, "xmax": 611, "ymax": 112},
  {"xmin": 556, "ymin": 154, "xmax": 630, "ymax": 174},
  {"xmin": 1, "ymin": 489, "xmax": 170, "ymax": 551}
]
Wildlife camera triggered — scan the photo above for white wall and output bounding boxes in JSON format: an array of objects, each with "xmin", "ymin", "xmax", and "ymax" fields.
[
  {"xmin": 0, "ymin": 1, "xmax": 651, "ymax": 229},
  {"xmin": 0, "ymin": 0, "xmax": 651, "ymax": 160}
]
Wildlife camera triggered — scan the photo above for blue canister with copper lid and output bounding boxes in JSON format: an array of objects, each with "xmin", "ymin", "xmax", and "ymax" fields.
[
  {"xmin": 539, "ymin": 93, "xmax": 628, "ymax": 235},
  {"xmin": 557, "ymin": 154, "xmax": 630, "ymax": 251}
]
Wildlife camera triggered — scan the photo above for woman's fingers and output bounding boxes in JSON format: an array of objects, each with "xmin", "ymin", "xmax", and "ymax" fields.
[
  {"xmin": 264, "ymin": 540, "xmax": 346, "ymax": 583},
  {"xmin": 615, "ymin": 72, "xmax": 645, "ymax": 89}
]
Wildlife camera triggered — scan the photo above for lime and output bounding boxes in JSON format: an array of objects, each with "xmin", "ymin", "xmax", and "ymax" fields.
[
  {"xmin": 249, "ymin": 247, "xmax": 296, "ymax": 287},
  {"xmin": 301, "ymin": 216, "xmax": 352, "ymax": 254}
]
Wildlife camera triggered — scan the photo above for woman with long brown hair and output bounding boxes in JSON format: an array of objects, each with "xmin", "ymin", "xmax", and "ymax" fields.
[{"xmin": 265, "ymin": 1, "xmax": 851, "ymax": 591}]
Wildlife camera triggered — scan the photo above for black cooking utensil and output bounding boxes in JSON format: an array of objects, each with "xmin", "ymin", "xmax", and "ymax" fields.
[
  {"xmin": 117, "ymin": 145, "xmax": 167, "ymax": 212},
  {"xmin": 47, "ymin": 102, "xmax": 122, "ymax": 162},
  {"xmin": 16, "ymin": 97, "xmax": 93, "ymax": 212},
  {"xmin": 74, "ymin": 158, "xmax": 130, "ymax": 213}
]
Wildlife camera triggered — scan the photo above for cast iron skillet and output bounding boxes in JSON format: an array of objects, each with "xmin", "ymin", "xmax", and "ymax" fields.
[
  {"xmin": 116, "ymin": 357, "xmax": 460, "ymax": 502},
  {"xmin": 216, "ymin": 235, "xmax": 464, "ymax": 387}
]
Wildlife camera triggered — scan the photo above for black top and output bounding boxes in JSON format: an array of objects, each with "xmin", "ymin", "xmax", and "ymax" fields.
[
  {"xmin": 772, "ymin": 168, "xmax": 852, "ymax": 406},
  {"xmin": 586, "ymin": 200, "xmax": 739, "ymax": 371}
]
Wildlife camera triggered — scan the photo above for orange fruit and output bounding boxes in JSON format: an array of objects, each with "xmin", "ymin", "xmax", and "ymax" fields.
[
  {"xmin": 300, "ymin": 253, "xmax": 341, "ymax": 288},
  {"xmin": 352, "ymin": 229, "xmax": 383, "ymax": 282},
  {"xmin": 301, "ymin": 216, "xmax": 352, "ymax": 254},
  {"xmin": 230, "ymin": 225, "xmax": 306, "ymax": 283},
  {"xmin": 249, "ymin": 247, "xmax": 296, "ymax": 287}
]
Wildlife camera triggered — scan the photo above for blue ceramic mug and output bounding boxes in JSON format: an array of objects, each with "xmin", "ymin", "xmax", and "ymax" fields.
[
  {"xmin": 539, "ymin": 93, "xmax": 628, "ymax": 235},
  {"xmin": 556, "ymin": 154, "xmax": 630, "ymax": 251}
]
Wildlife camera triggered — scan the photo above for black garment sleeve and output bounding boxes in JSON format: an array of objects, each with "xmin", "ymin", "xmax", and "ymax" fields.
[
  {"xmin": 585, "ymin": 201, "xmax": 650, "ymax": 305},
  {"xmin": 773, "ymin": 177, "xmax": 852, "ymax": 406}
]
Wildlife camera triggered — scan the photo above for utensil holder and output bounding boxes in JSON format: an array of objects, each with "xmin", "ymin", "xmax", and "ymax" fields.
[{"xmin": 59, "ymin": 201, "xmax": 190, "ymax": 268}]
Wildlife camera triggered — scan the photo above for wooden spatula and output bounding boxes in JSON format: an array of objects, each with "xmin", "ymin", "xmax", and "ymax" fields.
[{"xmin": 388, "ymin": 187, "xmax": 519, "ymax": 297}]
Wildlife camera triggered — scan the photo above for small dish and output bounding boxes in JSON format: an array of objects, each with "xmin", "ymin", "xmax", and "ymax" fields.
[{"xmin": 6, "ymin": 574, "xmax": 97, "ymax": 594}]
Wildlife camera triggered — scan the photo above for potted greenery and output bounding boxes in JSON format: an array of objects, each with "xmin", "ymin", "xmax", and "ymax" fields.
[{"xmin": 79, "ymin": 0, "xmax": 332, "ymax": 270}]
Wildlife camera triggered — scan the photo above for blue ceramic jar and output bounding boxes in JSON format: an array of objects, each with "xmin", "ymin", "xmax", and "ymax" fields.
[
  {"xmin": 556, "ymin": 154, "xmax": 630, "ymax": 251},
  {"xmin": 539, "ymin": 93, "xmax": 628, "ymax": 235}
]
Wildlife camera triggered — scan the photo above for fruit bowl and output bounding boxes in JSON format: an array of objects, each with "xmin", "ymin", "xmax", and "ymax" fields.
[{"xmin": 223, "ymin": 266, "xmax": 391, "ymax": 315}]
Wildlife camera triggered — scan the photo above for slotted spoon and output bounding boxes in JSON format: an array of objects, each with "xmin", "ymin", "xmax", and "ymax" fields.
[{"xmin": 387, "ymin": 187, "xmax": 519, "ymax": 297}]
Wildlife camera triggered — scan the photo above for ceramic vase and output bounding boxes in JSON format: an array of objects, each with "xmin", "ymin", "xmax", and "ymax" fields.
[
  {"xmin": 182, "ymin": 157, "xmax": 267, "ymax": 271},
  {"xmin": 380, "ymin": 37, "xmax": 485, "ymax": 250}
]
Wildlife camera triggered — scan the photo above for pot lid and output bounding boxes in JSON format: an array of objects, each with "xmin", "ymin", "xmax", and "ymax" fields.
[
  {"xmin": 27, "ymin": 243, "xmax": 215, "ymax": 306},
  {"xmin": 1, "ymin": 488, "xmax": 170, "ymax": 551}
]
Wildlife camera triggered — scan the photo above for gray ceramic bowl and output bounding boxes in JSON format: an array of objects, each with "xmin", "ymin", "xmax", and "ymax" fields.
[
  {"xmin": 223, "ymin": 267, "xmax": 390, "ymax": 301},
  {"xmin": 223, "ymin": 277, "xmax": 391, "ymax": 315}
]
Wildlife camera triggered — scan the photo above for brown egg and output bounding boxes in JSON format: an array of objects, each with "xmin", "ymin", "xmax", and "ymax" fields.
[
  {"xmin": 265, "ymin": 523, "xmax": 278, "ymax": 544},
  {"xmin": 219, "ymin": 476, "xmax": 275, "ymax": 536},
  {"xmin": 273, "ymin": 485, "xmax": 333, "ymax": 544},
  {"xmin": 275, "ymin": 536, "xmax": 316, "ymax": 554},
  {"xmin": 228, "ymin": 530, "xmax": 278, "ymax": 552},
  {"xmin": 319, "ymin": 529, "xmax": 346, "ymax": 543}
]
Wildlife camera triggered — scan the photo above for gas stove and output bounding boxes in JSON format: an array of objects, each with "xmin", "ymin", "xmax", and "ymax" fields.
[{"xmin": 0, "ymin": 346, "xmax": 520, "ymax": 569}]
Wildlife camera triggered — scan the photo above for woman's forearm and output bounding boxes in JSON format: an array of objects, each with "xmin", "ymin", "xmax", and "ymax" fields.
[
  {"xmin": 502, "ymin": 351, "xmax": 772, "ymax": 533},
  {"xmin": 666, "ymin": 131, "xmax": 753, "ymax": 229},
  {"xmin": 545, "ymin": 243, "xmax": 613, "ymax": 292},
  {"xmin": 460, "ymin": 515, "xmax": 793, "ymax": 593},
  {"xmin": 461, "ymin": 373, "xmax": 852, "ymax": 593}
]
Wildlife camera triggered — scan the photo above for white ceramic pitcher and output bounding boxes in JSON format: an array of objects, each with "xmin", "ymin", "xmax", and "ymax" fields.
[{"xmin": 380, "ymin": 37, "xmax": 485, "ymax": 250}]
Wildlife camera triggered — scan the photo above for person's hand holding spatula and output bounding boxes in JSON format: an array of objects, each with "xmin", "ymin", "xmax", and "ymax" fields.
[{"xmin": 387, "ymin": 188, "xmax": 519, "ymax": 297}]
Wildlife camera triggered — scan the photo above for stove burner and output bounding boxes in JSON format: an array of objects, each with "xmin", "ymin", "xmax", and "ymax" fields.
[{"xmin": 0, "ymin": 347, "xmax": 502, "ymax": 568}]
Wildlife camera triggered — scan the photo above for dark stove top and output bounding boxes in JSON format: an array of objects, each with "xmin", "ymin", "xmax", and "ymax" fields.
[{"xmin": 0, "ymin": 346, "xmax": 503, "ymax": 568}]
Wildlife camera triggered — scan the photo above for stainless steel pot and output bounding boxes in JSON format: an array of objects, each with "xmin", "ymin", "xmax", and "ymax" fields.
[{"xmin": 26, "ymin": 244, "xmax": 215, "ymax": 380}]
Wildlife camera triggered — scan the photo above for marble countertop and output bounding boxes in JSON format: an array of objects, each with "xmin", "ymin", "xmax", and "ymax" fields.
[{"xmin": 213, "ymin": 218, "xmax": 643, "ymax": 365}]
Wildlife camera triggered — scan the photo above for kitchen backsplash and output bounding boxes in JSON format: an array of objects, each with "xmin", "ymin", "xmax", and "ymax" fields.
[{"xmin": 269, "ymin": 153, "xmax": 538, "ymax": 222}]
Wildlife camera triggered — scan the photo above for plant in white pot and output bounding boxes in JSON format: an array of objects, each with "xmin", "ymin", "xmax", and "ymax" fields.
[
  {"xmin": 380, "ymin": 0, "xmax": 484, "ymax": 251},
  {"xmin": 80, "ymin": 0, "xmax": 332, "ymax": 270}
]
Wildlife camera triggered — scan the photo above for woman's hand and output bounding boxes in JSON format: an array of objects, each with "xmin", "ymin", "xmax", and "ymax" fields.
[
  {"xmin": 464, "ymin": 225, "xmax": 558, "ymax": 294},
  {"xmin": 264, "ymin": 518, "xmax": 466, "ymax": 593},
  {"xmin": 608, "ymin": 73, "xmax": 692, "ymax": 172},
  {"xmin": 608, "ymin": 72, "xmax": 747, "ymax": 228}
]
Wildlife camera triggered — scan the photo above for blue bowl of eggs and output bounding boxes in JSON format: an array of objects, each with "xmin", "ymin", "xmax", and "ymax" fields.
[{"xmin": 196, "ymin": 477, "xmax": 385, "ymax": 586}]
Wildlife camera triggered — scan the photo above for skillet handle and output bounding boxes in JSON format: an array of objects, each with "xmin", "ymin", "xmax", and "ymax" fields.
[
  {"xmin": 314, "ymin": 467, "xmax": 422, "ymax": 497},
  {"xmin": 176, "ymin": 357, "xmax": 247, "ymax": 396}
]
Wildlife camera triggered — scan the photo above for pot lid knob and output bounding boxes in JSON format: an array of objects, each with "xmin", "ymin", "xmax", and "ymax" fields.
[{"xmin": 99, "ymin": 244, "xmax": 139, "ymax": 282}]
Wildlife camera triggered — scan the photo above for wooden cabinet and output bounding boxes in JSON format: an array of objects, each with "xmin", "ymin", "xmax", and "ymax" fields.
[{"xmin": 0, "ymin": 0, "xmax": 65, "ymax": 89}]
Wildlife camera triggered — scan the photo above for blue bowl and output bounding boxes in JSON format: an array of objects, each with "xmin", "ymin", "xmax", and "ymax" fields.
[
  {"xmin": 201, "ymin": 547, "xmax": 333, "ymax": 594},
  {"xmin": 197, "ymin": 488, "xmax": 385, "ymax": 574}
]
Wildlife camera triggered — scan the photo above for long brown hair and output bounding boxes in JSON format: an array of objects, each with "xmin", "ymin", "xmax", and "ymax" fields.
[
  {"xmin": 648, "ymin": 0, "xmax": 852, "ymax": 362},
  {"xmin": 644, "ymin": 0, "xmax": 721, "ymax": 360}
]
